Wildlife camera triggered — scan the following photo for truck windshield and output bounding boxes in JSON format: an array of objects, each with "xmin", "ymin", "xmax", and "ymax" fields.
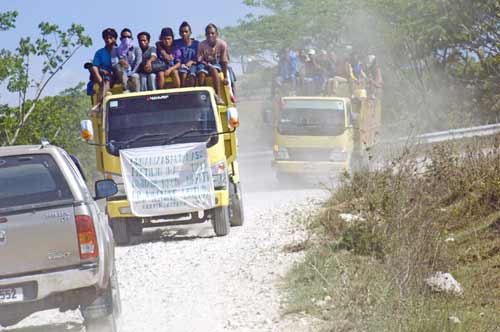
[
  {"xmin": 106, "ymin": 91, "xmax": 217, "ymax": 155},
  {"xmin": 0, "ymin": 154, "xmax": 73, "ymax": 209},
  {"xmin": 278, "ymin": 99, "xmax": 346, "ymax": 136}
]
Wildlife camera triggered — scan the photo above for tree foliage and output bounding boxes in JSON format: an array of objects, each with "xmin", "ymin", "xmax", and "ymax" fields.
[
  {"xmin": 224, "ymin": 0, "xmax": 357, "ymax": 57},
  {"xmin": 223, "ymin": 0, "xmax": 500, "ymax": 130},
  {"xmin": 0, "ymin": 11, "xmax": 92, "ymax": 145},
  {"xmin": 0, "ymin": 83, "xmax": 96, "ymax": 181},
  {"xmin": 0, "ymin": 11, "xmax": 17, "ymax": 31}
]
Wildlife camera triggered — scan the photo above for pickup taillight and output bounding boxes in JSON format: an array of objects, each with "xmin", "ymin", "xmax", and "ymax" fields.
[{"xmin": 75, "ymin": 215, "xmax": 99, "ymax": 260}]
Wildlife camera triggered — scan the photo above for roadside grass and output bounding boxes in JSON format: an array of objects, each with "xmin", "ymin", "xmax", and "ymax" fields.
[{"xmin": 284, "ymin": 135, "xmax": 500, "ymax": 331}]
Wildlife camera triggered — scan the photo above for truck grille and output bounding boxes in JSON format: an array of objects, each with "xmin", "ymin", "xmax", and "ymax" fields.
[{"xmin": 288, "ymin": 148, "xmax": 331, "ymax": 161}]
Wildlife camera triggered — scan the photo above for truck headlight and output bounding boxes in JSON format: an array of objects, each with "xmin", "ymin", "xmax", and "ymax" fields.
[
  {"xmin": 211, "ymin": 161, "xmax": 228, "ymax": 189},
  {"xmin": 274, "ymin": 145, "xmax": 290, "ymax": 160},
  {"xmin": 105, "ymin": 173, "xmax": 126, "ymax": 196},
  {"xmin": 329, "ymin": 150, "xmax": 348, "ymax": 161}
]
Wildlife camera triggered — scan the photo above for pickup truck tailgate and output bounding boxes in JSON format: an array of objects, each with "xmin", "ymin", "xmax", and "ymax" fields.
[
  {"xmin": 0, "ymin": 203, "xmax": 82, "ymax": 276},
  {"xmin": 0, "ymin": 153, "xmax": 83, "ymax": 276}
]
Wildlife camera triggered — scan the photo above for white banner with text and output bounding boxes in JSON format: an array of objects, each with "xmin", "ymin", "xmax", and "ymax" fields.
[{"xmin": 120, "ymin": 143, "xmax": 215, "ymax": 217}]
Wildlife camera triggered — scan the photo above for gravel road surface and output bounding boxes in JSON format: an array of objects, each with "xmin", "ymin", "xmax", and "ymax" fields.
[{"xmin": 3, "ymin": 146, "xmax": 328, "ymax": 332}]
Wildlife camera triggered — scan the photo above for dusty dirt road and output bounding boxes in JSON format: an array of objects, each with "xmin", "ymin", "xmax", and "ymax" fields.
[{"xmin": 3, "ymin": 100, "xmax": 329, "ymax": 332}]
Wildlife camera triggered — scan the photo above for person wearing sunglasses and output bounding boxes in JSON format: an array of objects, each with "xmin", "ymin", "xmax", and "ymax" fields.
[{"xmin": 112, "ymin": 28, "xmax": 142, "ymax": 92}]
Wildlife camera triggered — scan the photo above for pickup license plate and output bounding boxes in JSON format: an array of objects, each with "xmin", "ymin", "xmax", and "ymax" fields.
[{"xmin": 0, "ymin": 287, "xmax": 24, "ymax": 303}]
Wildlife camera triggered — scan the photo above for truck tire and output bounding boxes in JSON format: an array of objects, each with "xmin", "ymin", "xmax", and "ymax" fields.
[
  {"xmin": 84, "ymin": 315, "xmax": 117, "ymax": 332},
  {"xmin": 229, "ymin": 182, "xmax": 244, "ymax": 227},
  {"xmin": 276, "ymin": 172, "xmax": 294, "ymax": 186},
  {"xmin": 212, "ymin": 206, "xmax": 230, "ymax": 236},
  {"xmin": 129, "ymin": 218, "xmax": 143, "ymax": 236},
  {"xmin": 0, "ymin": 317, "xmax": 23, "ymax": 328},
  {"xmin": 81, "ymin": 269, "xmax": 121, "ymax": 332},
  {"xmin": 110, "ymin": 218, "xmax": 131, "ymax": 246}
]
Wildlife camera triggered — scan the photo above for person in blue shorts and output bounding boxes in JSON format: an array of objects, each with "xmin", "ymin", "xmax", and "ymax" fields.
[
  {"xmin": 90, "ymin": 28, "xmax": 117, "ymax": 109},
  {"xmin": 155, "ymin": 27, "xmax": 181, "ymax": 89},
  {"xmin": 174, "ymin": 21, "xmax": 199, "ymax": 87},
  {"xmin": 197, "ymin": 23, "xmax": 230, "ymax": 105}
]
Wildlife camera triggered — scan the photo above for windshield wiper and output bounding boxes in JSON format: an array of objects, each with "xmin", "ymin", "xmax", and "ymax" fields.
[
  {"xmin": 110, "ymin": 132, "xmax": 171, "ymax": 148},
  {"xmin": 166, "ymin": 128, "xmax": 216, "ymax": 144}
]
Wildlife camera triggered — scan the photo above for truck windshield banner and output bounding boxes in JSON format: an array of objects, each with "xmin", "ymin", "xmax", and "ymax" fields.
[{"xmin": 119, "ymin": 143, "xmax": 216, "ymax": 217}]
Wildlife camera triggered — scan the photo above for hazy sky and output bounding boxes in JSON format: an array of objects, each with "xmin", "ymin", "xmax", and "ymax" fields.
[{"xmin": 1, "ymin": 0, "xmax": 265, "ymax": 104}]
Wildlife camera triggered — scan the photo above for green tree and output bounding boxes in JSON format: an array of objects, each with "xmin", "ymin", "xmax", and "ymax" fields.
[
  {"xmin": 223, "ymin": 0, "xmax": 357, "ymax": 57},
  {"xmin": 0, "ymin": 11, "xmax": 17, "ymax": 31},
  {"xmin": 2, "ymin": 83, "xmax": 97, "ymax": 181},
  {"xmin": 0, "ymin": 11, "xmax": 92, "ymax": 146},
  {"xmin": 224, "ymin": 0, "xmax": 500, "ymax": 129}
]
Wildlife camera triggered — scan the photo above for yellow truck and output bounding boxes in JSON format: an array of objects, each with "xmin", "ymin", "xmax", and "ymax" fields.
[
  {"xmin": 81, "ymin": 79, "xmax": 243, "ymax": 245},
  {"xmin": 272, "ymin": 87, "xmax": 381, "ymax": 183}
]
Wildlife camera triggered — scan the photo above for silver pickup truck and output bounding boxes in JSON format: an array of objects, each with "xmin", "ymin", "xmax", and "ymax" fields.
[{"xmin": 0, "ymin": 144, "xmax": 121, "ymax": 331}]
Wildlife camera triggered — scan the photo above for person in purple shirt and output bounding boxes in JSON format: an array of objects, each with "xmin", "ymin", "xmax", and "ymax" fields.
[
  {"xmin": 155, "ymin": 27, "xmax": 181, "ymax": 89},
  {"xmin": 90, "ymin": 28, "xmax": 117, "ymax": 110},
  {"xmin": 174, "ymin": 21, "xmax": 199, "ymax": 87}
]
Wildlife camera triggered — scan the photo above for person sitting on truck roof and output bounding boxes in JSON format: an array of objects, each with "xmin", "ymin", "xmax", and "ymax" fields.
[
  {"xmin": 347, "ymin": 51, "xmax": 367, "ymax": 95},
  {"xmin": 112, "ymin": 28, "xmax": 141, "ymax": 92},
  {"xmin": 197, "ymin": 23, "xmax": 230, "ymax": 105},
  {"xmin": 90, "ymin": 28, "xmax": 118, "ymax": 110},
  {"xmin": 174, "ymin": 21, "xmax": 199, "ymax": 87},
  {"xmin": 348, "ymin": 52, "xmax": 367, "ymax": 82},
  {"xmin": 324, "ymin": 49, "xmax": 338, "ymax": 95},
  {"xmin": 366, "ymin": 54, "xmax": 383, "ymax": 100},
  {"xmin": 137, "ymin": 31, "xmax": 158, "ymax": 91},
  {"xmin": 304, "ymin": 49, "xmax": 324, "ymax": 95},
  {"xmin": 155, "ymin": 27, "xmax": 181, "ymax": 89}
]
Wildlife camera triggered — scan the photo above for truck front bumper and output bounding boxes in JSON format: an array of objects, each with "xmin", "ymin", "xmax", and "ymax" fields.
[
  {"xmin": 271, "ymin": 160, "xmax": 349, "ymax": 175},
  {"xmin": 106, "ymin": 189, "xmax": 229, "ymax": 219}
]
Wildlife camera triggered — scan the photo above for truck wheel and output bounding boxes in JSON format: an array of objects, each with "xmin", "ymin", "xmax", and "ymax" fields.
[
  {"xmin": 84, "ymin": 315, "xmax": 117, "ymax": 332},
  {"xmin": 229, "ymin": 182, "xmax": 244, "ymax": 227},
  {"xmin": 276, "ymin": 172, "xmax": 294, "ymax": 185},
  {"xmin": 212, "ymin": 206, "xmax": 230, "ymax": 236},
  {"xmin": 0, "ymin": 317, "xmax": 23, "ymax": 328},
  {"xmin": 129, "ymin": 218, "xmax": 143, "ymax": 236},
  {"xmin": 110, "ymin": 218, "xmax": 131, "ymax": 246},
  {"xmin": 82, "ymin": 269, "xmax": 121, "ymax": 332}
]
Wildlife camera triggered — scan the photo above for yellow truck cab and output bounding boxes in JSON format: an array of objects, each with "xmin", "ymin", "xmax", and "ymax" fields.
[
  {"xmin": 81, "ymin": 76, "xmax": 243, "ymax": 245},
  {"xmin": 272, "ymin": 86, "xmax": 381, "ymax": 183}
]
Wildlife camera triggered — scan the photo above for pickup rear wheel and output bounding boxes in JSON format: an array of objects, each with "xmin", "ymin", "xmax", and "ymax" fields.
[
  {"xmin": 82, "ymin": 268, "xmax": 121, "ymax": 332},
  {"xmin": 110, "ymin": 218, "xmax": 131, "ymax": 246},
  {"xmin": 84, "ymin": 315, "xmax": 117, "ymax": 332},
  {"xmin": 229, "ymin": 182, "xmax": 244, "ymax": 227},
  {"xmin": 0, "ymin": 317, "xmax": 24, "ymax": 328},
  {"xmin": 212, "ymin": 206, "xmax": 230, "ymax": 236}
]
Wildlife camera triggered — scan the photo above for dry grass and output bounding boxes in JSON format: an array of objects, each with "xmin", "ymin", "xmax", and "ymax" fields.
[{"xmin": 284, "ymin": 135, "xmax": 500, "ymax": 331}]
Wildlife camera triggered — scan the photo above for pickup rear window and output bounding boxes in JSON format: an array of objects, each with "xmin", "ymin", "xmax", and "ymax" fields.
[{"xmin": 0, "ymin": 154, "xmax": 73, "ymax": 208}]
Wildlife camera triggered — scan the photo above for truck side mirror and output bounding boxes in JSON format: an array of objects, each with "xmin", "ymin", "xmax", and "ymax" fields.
[
  {"xmin": 81, "ymin": 120, "xmax": 94, "ymax": 141},
  {"xmin": 94, "ymin": 179, "xmax": 118, "ymax": 200}
]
